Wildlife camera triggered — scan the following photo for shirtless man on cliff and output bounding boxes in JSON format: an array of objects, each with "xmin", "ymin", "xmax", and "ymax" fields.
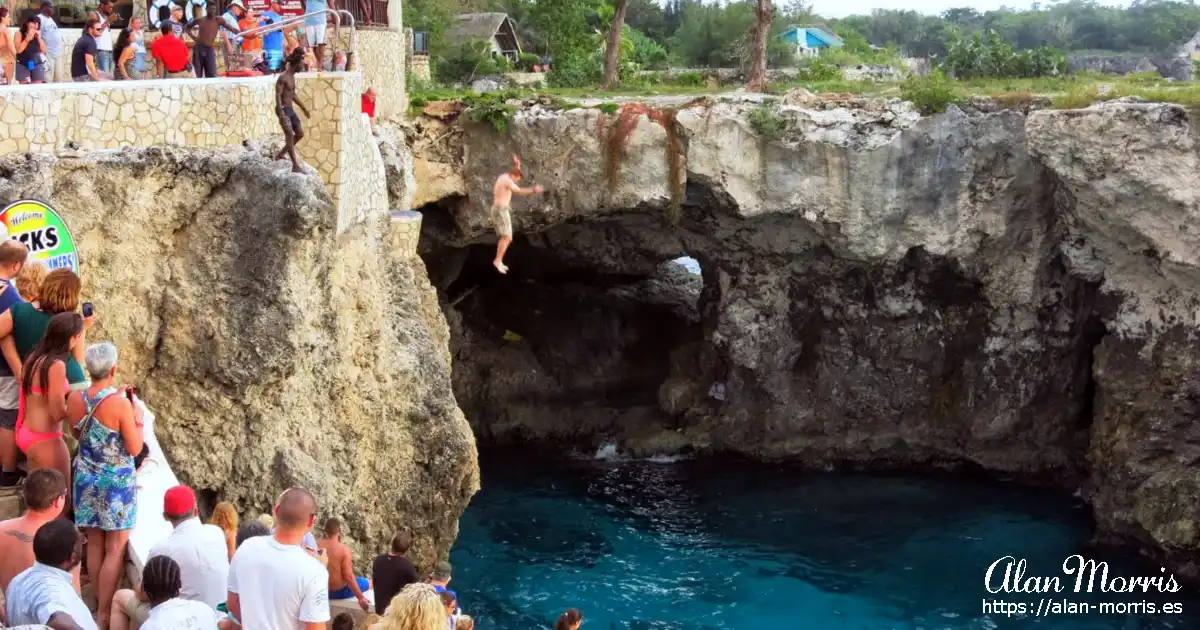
[
  {"xmin": 318, "ymin": 517, "xmax": 370, "ymax": 611},
  {"xmin": 491, "ymin": 154, "xmax": 544, "ymax": 274},
  {"xmin": 0, "ymin": 469, "xmax": 75, "ymax": 601},
  {"xmin": 275, "ymin": 48, "xmax": 310, "ymax": 173}
]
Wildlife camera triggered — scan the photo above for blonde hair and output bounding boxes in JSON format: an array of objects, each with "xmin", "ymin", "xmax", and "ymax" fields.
[
  {"xmin": 257, "ymin": 513, "xmax": 275, "ymax": 529},
  {"xmin": 39, "ymin": 269, "xmax": 81, "ymax": 314},
  {"xmin": 14, "ymin": 261, "xmax": 47, "ymax": 303},
  {"xmin": 210, "ymin": 501, "xmax": 239, "ymax": 534},
  {"xmin": 373, "ymin": 583, "xmax": 446, "ymax": 630},
  {"xmin": 455, "ymin": 615, "xmax": 474, "ymax": 630}
]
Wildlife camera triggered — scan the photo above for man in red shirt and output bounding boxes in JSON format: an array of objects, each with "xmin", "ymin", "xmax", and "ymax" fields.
[
  {"xmin": 361, "ymin": 87, "xmax": 377, "ymax": 134},
  {"xmin": 151, "ymin": 23, "xmax": 194, "ymax": 78}
]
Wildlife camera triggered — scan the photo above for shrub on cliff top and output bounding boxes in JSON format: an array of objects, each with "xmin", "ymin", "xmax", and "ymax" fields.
[
  {"xmin": 796, "ymin": 57, "xmax": 841, "ymax": 83},
  {"xmin": 748, "ymin": 105, "xmax": 788, "ymax": 141},
  {"xmin": 546, "ymin": 55, "xmax": 602, "ymax": 88},
  {"xmin": 462, "ymin": 90, "xmax": 522, "ymax": 133},
  {"xmin": 901, "ymin": 71, "xmax": 962, "ymax": 115}
]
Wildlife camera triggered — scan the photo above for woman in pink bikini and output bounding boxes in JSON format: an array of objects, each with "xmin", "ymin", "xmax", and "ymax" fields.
[{"xmin": 16, "ymin": 312, "xmax": 85, "ymax": 499}]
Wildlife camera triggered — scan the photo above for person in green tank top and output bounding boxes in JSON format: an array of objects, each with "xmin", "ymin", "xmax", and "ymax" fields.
[{"xmin": 0, "ymin": 269, "xmax": 93, "ymax": 387}]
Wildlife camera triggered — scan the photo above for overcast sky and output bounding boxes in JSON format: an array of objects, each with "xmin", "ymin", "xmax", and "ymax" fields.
[{"xmin": 808, "ymin": 0, "xmax": 1131, "ymax": 19}]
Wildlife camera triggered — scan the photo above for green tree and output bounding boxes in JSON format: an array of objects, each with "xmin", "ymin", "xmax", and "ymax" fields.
[
  {"xmin": 942, "ymin": 29, "xmax": 1065, "ymax": 78},
  {"xmin": 669, "ymin": 1, "xmax": 758, "ymax": 67},
  {"xmin": 839, "ymin": 0, "xmax": 1200, "ymax": 55},
  {"xmin": 528, "ymin": 0, "xmax": 597, "ymax": 60},
  {"xmin": 624, "ymin": 0, "xmax": 668, "ymax": 43}
]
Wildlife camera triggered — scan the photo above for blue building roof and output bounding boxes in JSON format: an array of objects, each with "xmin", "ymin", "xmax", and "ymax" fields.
[{"xmin": 776, "ymin": 25, "xmax": 844, "ymax": 49}]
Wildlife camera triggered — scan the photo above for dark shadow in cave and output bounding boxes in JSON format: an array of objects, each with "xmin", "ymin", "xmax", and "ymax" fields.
[
  {"xmin": 421, "ymin": 208, "xmax": 709, "ymax": 445},
  {"xmin": 415, "ymin": 179, "xmax": 1109, "ymax": 481}
]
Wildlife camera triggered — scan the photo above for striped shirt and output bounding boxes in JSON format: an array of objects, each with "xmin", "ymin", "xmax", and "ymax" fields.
[{"xmin": 5, "ymin": 562, "xmax": 98, "ymax": 630}]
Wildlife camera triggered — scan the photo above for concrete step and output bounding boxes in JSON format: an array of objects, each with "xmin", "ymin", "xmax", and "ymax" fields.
[{"xmin": 0, "ymin": 486, "xmax": 21, "ymax": 521}]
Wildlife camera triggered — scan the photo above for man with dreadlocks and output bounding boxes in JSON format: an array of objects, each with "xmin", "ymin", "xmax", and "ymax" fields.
[
  {"xmin": 110, "ymin": 485, "xmax": 228, "ymax": 630},
  {"xmin": 135, "ymin": 555, "xmax": 223, "ymax": 629},
  {"xmin": 274, "ymin": 47, "xmax": 311, "ymax": 174}
]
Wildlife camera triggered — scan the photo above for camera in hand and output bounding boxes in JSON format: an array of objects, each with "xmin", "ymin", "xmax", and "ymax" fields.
[
  {"xmin": 134, "ymin": 444, "xmax": 150, "ymax": 469},
  {"xmin": 82, "ymin": 302, "xmax": 94, "ymax": 317}
]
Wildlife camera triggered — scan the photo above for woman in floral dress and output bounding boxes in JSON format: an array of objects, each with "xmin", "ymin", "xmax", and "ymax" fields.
[{"xmin": 68, "ymin": 341, "xmax": 143, "ymax": 629}]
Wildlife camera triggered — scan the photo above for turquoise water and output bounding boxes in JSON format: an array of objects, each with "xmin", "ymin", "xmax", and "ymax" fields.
[{"xmin": 449, "ymin": 449, "xmax": 1200, "ymax": 630}]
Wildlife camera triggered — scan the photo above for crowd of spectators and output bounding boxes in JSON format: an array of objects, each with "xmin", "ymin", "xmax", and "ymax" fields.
[
  {"xmin": 1, "ymin": 478, "xmax": 585, "ymax": 629},
  {"xmin": 0, "ymin": 0, "xmax": 354, "ymax": 84},
  {"xmin": 0, "ymin": 245, "xmax": 571, "ymax": 628}
]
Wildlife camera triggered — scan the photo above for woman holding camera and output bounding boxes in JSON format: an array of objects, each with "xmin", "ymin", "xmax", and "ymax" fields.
[{"xmin": 68, "ymin": 341, "xmax": 143, "ymax": 629}]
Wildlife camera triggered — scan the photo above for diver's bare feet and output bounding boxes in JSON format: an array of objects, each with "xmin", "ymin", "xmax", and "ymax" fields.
[
  {"xmin": 291, "ymin": 164, "xmax": 304, "ymax": 173},
  {"xmin": 493, "ymin": 260, "xmax": 508, "ymax": 274}
]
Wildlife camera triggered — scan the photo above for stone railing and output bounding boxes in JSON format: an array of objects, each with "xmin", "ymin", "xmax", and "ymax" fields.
[
  {"xmin": 301, "ymin": 72, "xmax": 388, "ymax": 230},
  {"xmin": 0, "ymin": 73, "xmax": 386, "ymax": 232}
]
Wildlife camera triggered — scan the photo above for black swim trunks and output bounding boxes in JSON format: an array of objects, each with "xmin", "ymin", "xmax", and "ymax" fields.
[{"xmin": 281, "ymin": 106, "xmax": 303, "ymax": 135}]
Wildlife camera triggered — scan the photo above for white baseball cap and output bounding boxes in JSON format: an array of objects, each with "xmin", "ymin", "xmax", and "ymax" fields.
[{"xmin": 229, "ymin": 0, "xmax": 246, "ymax": 8}]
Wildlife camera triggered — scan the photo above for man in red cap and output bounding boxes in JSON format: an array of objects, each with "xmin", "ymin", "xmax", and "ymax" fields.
[{"xmin": 110, "ymin": 485, "xmax": 229, "ymax": 630}]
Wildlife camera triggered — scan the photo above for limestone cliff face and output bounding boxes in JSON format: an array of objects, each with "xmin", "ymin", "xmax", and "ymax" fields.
[
  {"xmin": 0, "ymin": 146, "xmax": 478, "ymax": 570},
  {"xmin": 408, "ymin": 96, "xmax": 1200, "ymax": 576},
  {"xmin": 1027, "ymin": 104, "xmax": 1200, "ymax": 577}
]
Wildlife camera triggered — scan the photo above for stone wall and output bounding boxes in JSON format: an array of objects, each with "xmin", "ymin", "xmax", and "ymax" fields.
[
  {"xmin": 1066, "ymin": 51, "xmax": 1194, "ymax": 80},
  {"xmin": 340, "ymin": 28, "xmax": 406, "ymax": 121},
  {"xmin": 0, "ymin": 77, "xmax": 278, "ymax": 153},
  {"xmin": 504, "ymin": 71, "xmax": 546, "ymax": 86},
  {"xmin": 409, "ymin": 55, "xmax": 431, "ymax": 82},
  {"xmin": 0, "ymin": 73, "xmax": 383, "ymax": 232},
  {"xmin": 295, "ymin": 72, "xmax": 388, "ymax": 230}
]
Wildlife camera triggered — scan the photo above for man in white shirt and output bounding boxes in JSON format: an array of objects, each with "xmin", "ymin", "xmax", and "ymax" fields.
[
  {"xmin": 220, "ymin": 0, "xmax": 246, "ymax": 71},
  {"xmin": 110, "ymin": 485, "xmax": 229, "ymax": 630},
  {"xmin": 37, "ymin": 1, "xmax": 66, "ymax": 83},
  {"xmin": 228, "ymin": 487, "xmax": 330, "ymax": 630},
  {"xmin": 93, "ymin": 0, "xmax": 116, "ymax": 74},
  {"xmin": 5, "ymin": 519, "xmax": 97, "ymax": 630}
]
